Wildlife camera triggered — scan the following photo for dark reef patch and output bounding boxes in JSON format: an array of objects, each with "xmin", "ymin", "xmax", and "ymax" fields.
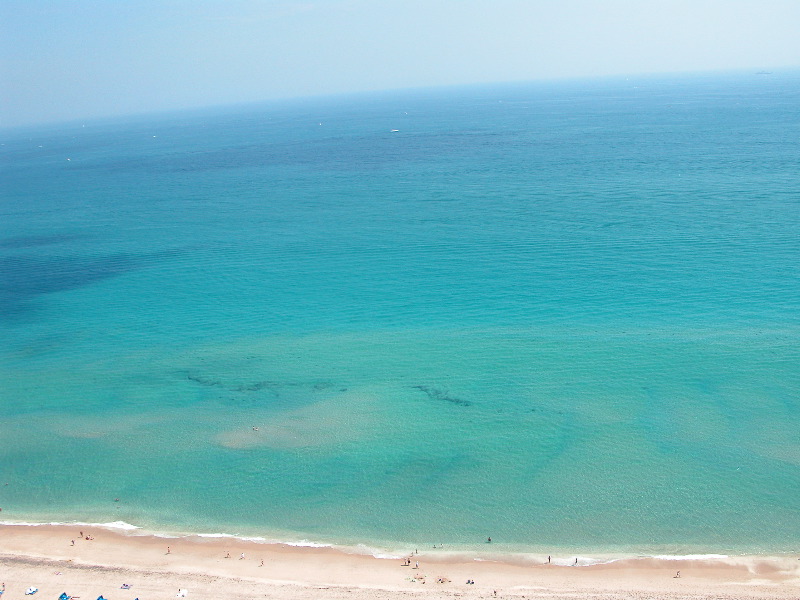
[
  {"xmin": 412, "ymin": 385, "xmax": 471, "ymax": 407},
  {"xmin": 186, "ymin": 373, "xmax": 222, "ymax": 387},
  {"xmin": 234, "ymin": 381, "xmax": 283, "ymax": 396},
  {"xmin": 183, "ymin": 371, "xmax": 340, "ymax": 402}
]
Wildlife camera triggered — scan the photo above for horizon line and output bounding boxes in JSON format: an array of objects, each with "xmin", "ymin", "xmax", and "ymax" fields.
[{"xmin": 2, "ymin": 66, "xmax": 795, "ymax": 132}]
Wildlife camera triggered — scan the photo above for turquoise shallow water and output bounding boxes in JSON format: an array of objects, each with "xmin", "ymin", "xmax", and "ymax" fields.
[{"xmin": 1, "ymin": 71, "xmax": 799, "ymax": 555}]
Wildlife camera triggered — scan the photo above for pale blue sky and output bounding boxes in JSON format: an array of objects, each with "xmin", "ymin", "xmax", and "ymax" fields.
[{"xmin": 2, "ymin": 0, "xmax": 799, "ymax": 127}]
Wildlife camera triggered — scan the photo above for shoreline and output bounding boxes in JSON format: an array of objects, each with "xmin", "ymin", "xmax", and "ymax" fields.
[
  {"xmin": 2, "ymin": 518, "xmax": 793, "ymax": 563},
  {"xmin": 1, "ymin": 523, "xmax": 799, "ymax": 599}
]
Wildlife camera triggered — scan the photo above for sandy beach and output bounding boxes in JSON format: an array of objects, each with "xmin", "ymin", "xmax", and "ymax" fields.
[{"xmin": 1, "ymin": 524, "xmax": 799, "ymax": 600}]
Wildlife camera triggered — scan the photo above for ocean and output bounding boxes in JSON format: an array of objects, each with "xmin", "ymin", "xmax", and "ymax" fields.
[{"xmin": 1, "ymin": 70, "xmax": 799, "ymax": 557}]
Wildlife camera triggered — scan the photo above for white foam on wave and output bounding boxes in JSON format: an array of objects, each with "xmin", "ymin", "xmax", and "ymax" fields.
[
  {"xmin": 193, "ymin": 534, "xmax": 336, "ymax": 548},
  {"xmin": 99, "ymin": 520, "xmax": 140, "ymax": 531},
  {"xmin": 194, "ymin": 532, "xmax": 267, "ymax": 542},
  {"xmin": 648, "ymin": 553, "xmax": 729, "ymax": 561},
  {"xmin": 282, "ymin": 540, "xmax": 332, "ymax": 548},
  {"xmin": 1, "ymin": 519, "xmax": 140, "ymax": 531},
  {"xmin": 346, "ymin": 544, "xmax": 405, "ymax": 559},
  {"xmin": 540, "ymin": 554, "xmax": 730, "ymax": 566},
  {"xmin": 468, "ymin": 553, "xmax": 621, "ymax": 567},
  {"xmin": 370, "ymin": 552, "xmax": 405, "ymax": 559},
  {"xmin": 0, "ymin": 519, "xmax": 337, "ymax": 549},
  {"xmin": 515, "ymin": 556, "xmax": 620, "ymax": 567}
]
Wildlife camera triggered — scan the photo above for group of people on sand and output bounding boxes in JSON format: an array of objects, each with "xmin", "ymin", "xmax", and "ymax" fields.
[
  {"xmin": 71, "ymin": 532, "xmax": 95, "ymax": 546},
  {"xmin": 221, "ymin": 551, "xmax": 264, "ymax": 566}
]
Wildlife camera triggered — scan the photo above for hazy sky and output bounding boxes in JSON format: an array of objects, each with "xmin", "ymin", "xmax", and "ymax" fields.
[{"xmin": 2, "ymin": 0, "xmax": 799, "ymax": 127}]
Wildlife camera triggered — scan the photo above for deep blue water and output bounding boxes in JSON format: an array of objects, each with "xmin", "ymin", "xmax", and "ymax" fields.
[{"xmin": 1, "ymin": 71, "xmax": 799, "ymax": 555}]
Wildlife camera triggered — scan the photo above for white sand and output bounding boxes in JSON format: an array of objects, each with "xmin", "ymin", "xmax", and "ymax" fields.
[{"xmin": 1, "ymin": 524, "xmax": 799, "ymax": 599}]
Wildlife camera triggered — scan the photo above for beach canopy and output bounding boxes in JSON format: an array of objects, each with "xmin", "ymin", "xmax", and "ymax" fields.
[
  {"xmin": 24, "ymin": 588, "xmax": 38, "ymax": 595},
  {"xmin": 59, "ymin": 594, "xmax": 70, "ymax": 600}
]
